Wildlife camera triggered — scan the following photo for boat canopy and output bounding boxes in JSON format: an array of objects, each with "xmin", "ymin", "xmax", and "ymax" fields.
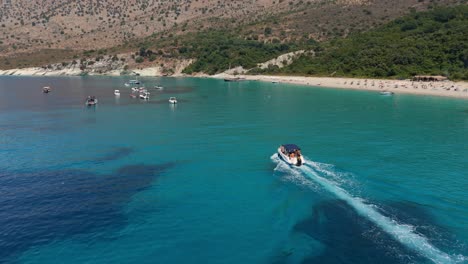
[{"xmin": 282, "ymin": 144, "xmax": 301, "ymax": 153}]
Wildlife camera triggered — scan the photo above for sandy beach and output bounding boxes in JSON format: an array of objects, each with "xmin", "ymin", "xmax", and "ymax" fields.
[
  {"xmin": 2, "ymin": 66, "xmax": 467, "ymax": 99},
  {"xmin": 233, "ymin": 75, "xmax": 468, "ymax": 99}
]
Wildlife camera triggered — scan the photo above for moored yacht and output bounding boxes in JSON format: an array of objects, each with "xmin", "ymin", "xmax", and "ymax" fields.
[
  {"xmin": 139, "ymin": 91, "xmax": 150, "ymax": 100},
  {"xmin": 278, "ymin": 144, "xmax": 303, "ymax": 166},
  {"xmin": 114, "ymin": 89, "xmax": 120, "ymax": 96},
  {"xmin": 169, "ymin": 97, "xmax": 177, "ymax": 104}
]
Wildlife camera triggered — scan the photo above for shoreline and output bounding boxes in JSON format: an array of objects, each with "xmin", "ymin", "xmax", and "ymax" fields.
[
  {"xmin": 225, "ymin": 74, "xmax": 468, "ymax": 99},
  {"xmin": 1, "ymin": 67, "xmax": 467, "ymax": 99}
]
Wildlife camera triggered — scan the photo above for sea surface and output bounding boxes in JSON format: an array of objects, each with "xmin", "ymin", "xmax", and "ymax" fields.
[{"xmin": 0, "ymin": 76, "xmax": 467, "ymax": 264}]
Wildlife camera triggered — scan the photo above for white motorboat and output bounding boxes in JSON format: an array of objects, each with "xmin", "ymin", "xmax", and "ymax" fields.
[
  {"xmin": 277, "ymin": 144, "xmax": 303, "ymax": 167},
  {"xmin": 169, "ymin": 97, "xmax": 177, "ymax": 104},
  {"xmin": 114, "ymin": 89, "xmax": 121, "ymax": 96},
  {"xmin": 380, "ymin": 91, "xmax": 394, "ymax": 96},
  {"xmin": 154, "ymin": 85, "xmax": 164, "ymax": 90},
  {"xmin": 139, "ymin": 92, "xmax": 150, "ymax": 100},
  {"xmin": 131, "ymin": 87, "xmax": 139, "ymax": 92},
  {"xmin": 124, "ymin": 83, "xmax": 130, "ymax": 87},
  {"xmin": 85, "ymin": 96, "xmax": 98, "ymax": 106},
  {"xmin": 42, "ymin": 86, "xmax": 51, "ymax": 93}
]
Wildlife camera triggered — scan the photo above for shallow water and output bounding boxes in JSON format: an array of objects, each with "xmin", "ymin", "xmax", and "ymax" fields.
[{"xmin": 0, "ymin": 76, "xmax": 467, "ymax": 263}]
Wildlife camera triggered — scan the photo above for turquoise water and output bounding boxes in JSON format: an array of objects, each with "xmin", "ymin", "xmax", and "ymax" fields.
[{"xmin": 0, "ymin": 76, "xmax": 467, "ymax": 264}]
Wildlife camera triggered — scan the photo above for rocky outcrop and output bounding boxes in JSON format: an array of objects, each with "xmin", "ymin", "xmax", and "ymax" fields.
[
  {"xmin": 256, "ymin": 50, "xmax": 308, "ymax": 70},
  {"xmin": 0, "ymin": 49, "xmax": 311, "ymax": 77},
  {"xmin": 0, "ymin": 56, "xmax": 193, "ymax": 77}
]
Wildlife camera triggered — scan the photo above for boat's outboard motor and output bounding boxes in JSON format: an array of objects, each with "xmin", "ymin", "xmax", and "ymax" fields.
[{"xmin": 296, "ymin": 156, "xmax": 302, "ymax": 166}]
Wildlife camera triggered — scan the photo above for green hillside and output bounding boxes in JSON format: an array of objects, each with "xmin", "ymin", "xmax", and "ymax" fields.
[
  {"xmin": 275, "ymin": 6, "xmax": 468, "ymax": 80},
  {"xmin": 177, "ymin": 31, "xmax": 297, "ymax": 75}
]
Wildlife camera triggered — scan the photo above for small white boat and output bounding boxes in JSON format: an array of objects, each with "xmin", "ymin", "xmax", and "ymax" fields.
[
  {"xmin": 139, "ymin": 92, "xmax": 150, "ymax": 100},
  {"xmin": 131, "ymin": 87, "xmax": 139, "ymax": 92},
  {"xmin": 154, "ymin": 85, "xmax": 164, "ymax": 90},
  {"xmin": 271, "ymin": 80, "xmax": 279, "ymax": 83},
  {"xmin": 42, "ymin": 86, "xmax": 51, "ymax": 93},
  {"xmin": 169, "ymin": 97, "xmax": 177, "ymax": 104},
  {"xmin": 124, "ymin": 83, "xmax": 130, "ymax": 87},
  {"xmin": 380, "ymin": 91, "xmax": 394, "ymax": 96},
  {"xmin": 114, "ymin": 89, "xmax": 120, "ymax": 96},
  {"xmin": 128, "ymin": 79, "xmax": 140, "ymax": 85},
  {"xmin": 85, "ymin": 96, "xmax": 98, "ymax": 106},
  {"xmin": 277, "ymin": 144, "xmax": 303, "ymax": 167}
]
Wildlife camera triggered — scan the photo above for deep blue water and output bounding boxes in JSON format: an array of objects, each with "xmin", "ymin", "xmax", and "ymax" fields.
[{"xmin": 0, "ymin": 76, "xmax": 467, "ymax": 264}]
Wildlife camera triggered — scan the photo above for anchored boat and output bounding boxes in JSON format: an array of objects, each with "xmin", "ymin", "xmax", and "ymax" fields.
[
  {"xmin": 139, "ymin": 91, "xmax": 150, "ymax": 100},
  {"xmin": 42, "ymin": 86, "xmax": 51, "ymax": 93},
  {"xmin": 224, "ymin": 77, "xmax": 245, "ymax": 82},
  {"xmin": 380, "ymin": 91, "xmax": 394, "ymax": 96},
  {"xmin": 85, "ymin": 96, "xmax": 98, "ymax": 106},
  {"xmin": 278, "ymin": 144, "xmax": 303, "ymax": 166},
  {"xmin": 169, "ymin": 97, "xmax": 177, "ymax": 104}
]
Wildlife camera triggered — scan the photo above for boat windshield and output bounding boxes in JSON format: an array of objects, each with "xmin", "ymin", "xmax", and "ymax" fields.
[{"xmin": 282, "ymin": 144, "xmax": 301, "ymax": 154}]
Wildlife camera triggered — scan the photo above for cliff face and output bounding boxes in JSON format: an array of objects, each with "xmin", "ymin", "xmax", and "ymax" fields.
[{"xmin": 0, "ymin": 55, "xmax": 193, "ymax": 77}]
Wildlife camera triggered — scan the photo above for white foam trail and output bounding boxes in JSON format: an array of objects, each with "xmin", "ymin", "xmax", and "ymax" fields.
[
  {"xmin": 306, "ymin": 159, "xmax": 356, "ymax": 188},
  {"xmin": 272, "ymin": 154, "xmax": 464, "ymax": 264},
  {"xmin": 272, "ymin": 154, "xmax": 318, "ymax": 189}
]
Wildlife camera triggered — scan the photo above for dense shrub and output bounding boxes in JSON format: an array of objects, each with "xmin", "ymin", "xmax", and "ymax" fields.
[
  {"xmin": 181, "ymin": 30, "xmax": 297, "ymax": 75},
  {"xmin": 276, "ymin": 6, "xmax": 468, "ymax": 79},
  {"xmin": 135, "ymin": 56, "xmax": 144, "ymax": 63}
]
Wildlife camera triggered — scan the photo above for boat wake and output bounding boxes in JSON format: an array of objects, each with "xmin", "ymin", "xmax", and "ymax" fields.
[{"xmin": 271, "ymin": 154, "xmax": 466, "ymax": 264}]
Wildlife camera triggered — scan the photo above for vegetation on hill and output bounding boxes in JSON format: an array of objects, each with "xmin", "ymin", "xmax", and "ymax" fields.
[
  {"xmin": 1, "ymin": 3, "xmax": 466, "ymax": 81},
  {"xmin": 179, "ymin": 31, "xmax": 297, "ymax": 75},
  {"xmin": 272, "ymin": 6, "xmax": 468, "ymax": 80}
]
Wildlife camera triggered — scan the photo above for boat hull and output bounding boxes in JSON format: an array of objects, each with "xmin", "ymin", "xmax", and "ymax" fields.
[{"xmin": 380, "ymin": 91, "xmax": 394, "ymax": 96}]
